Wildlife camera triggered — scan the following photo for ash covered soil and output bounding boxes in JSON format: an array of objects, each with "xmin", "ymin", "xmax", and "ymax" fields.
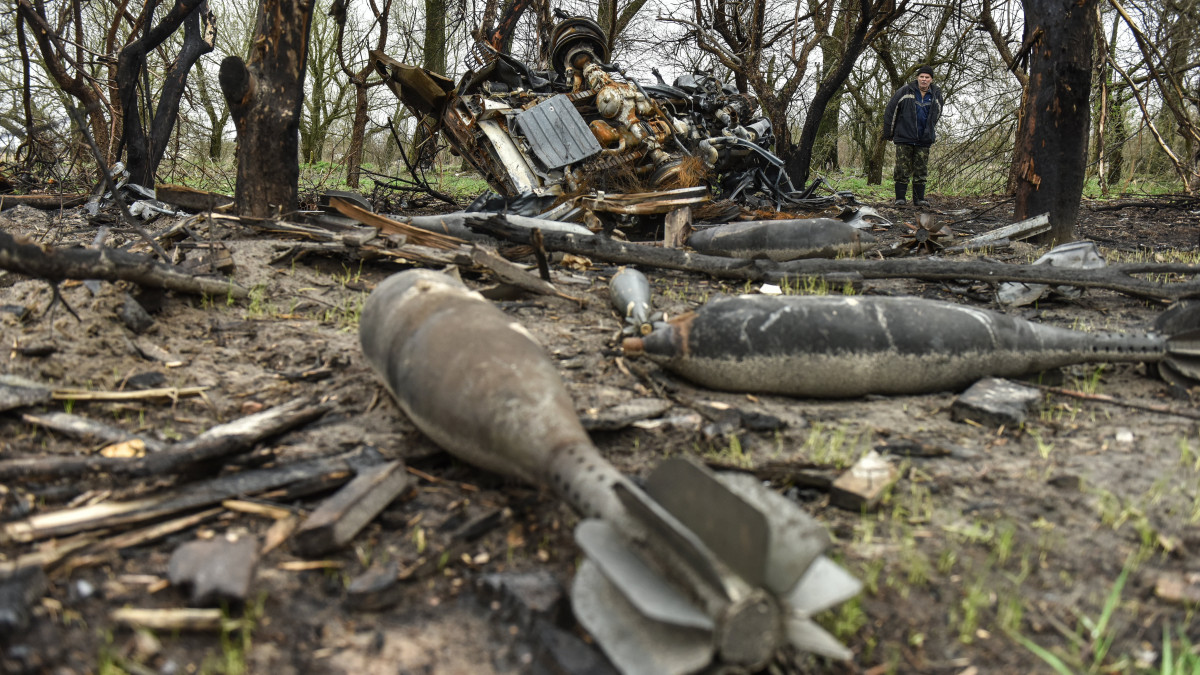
[{"xmin": 2, "ymin": 192, "xmax": 1199, "ymax": 674}]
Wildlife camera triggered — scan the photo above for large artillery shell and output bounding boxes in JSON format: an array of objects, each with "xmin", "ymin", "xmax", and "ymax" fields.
[
  {"xmin": 686, "ymin": 218, "xmax": 875, "ymax": 261},
  {"xmin": 359, "ymin": 270, "xmax": 627, "ymax": 521},
  {"xmin": 624, "ymin": 295, "xmax": 1189, "ymax": 398}
]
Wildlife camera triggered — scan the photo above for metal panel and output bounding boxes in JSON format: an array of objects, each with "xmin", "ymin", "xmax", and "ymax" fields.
[{"xmin": 515, "ymin": 94, "xmax": 603, "ymax": 170}]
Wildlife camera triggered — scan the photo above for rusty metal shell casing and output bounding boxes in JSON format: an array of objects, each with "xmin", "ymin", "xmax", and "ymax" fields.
[
  {"xmin": 359, "ymin": 270, "xmax": 630, "ymax": 521},
  {"xmin": 625, "ymin": 295, "xmax": 1169, "ymax": 398},
  {"xmin": 686, "ymin": 218, "xmax": 875, "ymax": 261}
]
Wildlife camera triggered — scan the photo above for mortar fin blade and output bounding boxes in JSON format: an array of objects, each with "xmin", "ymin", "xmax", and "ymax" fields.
[
  {"xmin": 574, "ymin": 519, "xmax": 715, "ymax": 631},
  {"xmin": 714, "ymin": 471, "xmax": 831, "ymax": 595},
  {"xmin": 572, "ymin": 558, "xmax": 715, "ymax": 675},
  {"xmin": 782, "ymin": 555, "xmax": 863, "ymax": 615},
  {"xmin": 644, "ymin": 458, "xmax": 770, "ymax": 588},
  {"xmin": 614, "ymin": 482, "xmax": 729, "ymax": 598},
  {"xmin": 785, "ymin": 615, "xmax": 854, "ymax": 661}
]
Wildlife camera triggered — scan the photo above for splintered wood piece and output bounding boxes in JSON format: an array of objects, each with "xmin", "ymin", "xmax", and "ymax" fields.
[
  {"xmin": 830, "ymin": 451, "xmax": 899, "ymax": 513},
  {"xmin": 2, "ymin": 449, "xmax": 367, "ymax": 543},
  {"xmin": 293, "ymin": 461, "xmax": 411, "ymax": 556},
  {"xmin": 110, "ymin": 607, "xmax": 232, "ymax": 632},
  {"xmin": 664, "ymin": 206, "xmax": 692, "ymax": 249},
  {"xmin": 168, "ymin": 535, "xmax": 260, "ymax": 605}
]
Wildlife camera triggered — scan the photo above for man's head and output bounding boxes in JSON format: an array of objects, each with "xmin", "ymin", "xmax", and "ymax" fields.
[{"xmin": 916, "ymin": 66, "xmax": 934, "ymax": 92}]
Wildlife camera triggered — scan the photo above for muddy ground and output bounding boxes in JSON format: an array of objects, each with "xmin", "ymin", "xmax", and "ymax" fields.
[{"xmin": 2, "ymin": 191, "xmax": 1199, "ymax": 675}]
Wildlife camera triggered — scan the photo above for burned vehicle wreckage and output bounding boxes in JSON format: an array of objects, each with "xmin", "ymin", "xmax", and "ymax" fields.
[{"xmin": 371, "ymin": 15, "xmax": 844, "ymax": 224}]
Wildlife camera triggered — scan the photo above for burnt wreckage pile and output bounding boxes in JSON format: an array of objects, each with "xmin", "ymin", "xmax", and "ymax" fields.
[{"xmin": 372, "ymin": 16, "xmax": 836, "ymax": 216}]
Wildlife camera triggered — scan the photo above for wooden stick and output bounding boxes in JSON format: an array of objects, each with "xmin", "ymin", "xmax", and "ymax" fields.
[{"xmin": 1033, "ymin": 384, "xmax": 1200, "ymax": 420}]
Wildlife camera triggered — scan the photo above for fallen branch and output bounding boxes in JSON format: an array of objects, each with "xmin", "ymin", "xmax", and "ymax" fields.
[
  {"xmin": 2, "ymin": 445, "xmax": 369, "ymax": 543},
  {"xmin": 468, "ymin": 215, "xmax": 1200, "ymax": 301},
  {"xmin": 0, "ymin": 193, "xmax": 90, "ymax": 210},
  {"xmin": 0, "ymin": 230, "xmax": 248, "ymax": 298},
  {"xmin": 1034, "ymin": 384, "xmax": 1200, "ymax": 420},
  {"xmin": 0, "ymin": 398, "xmax": 328, "ymax": 481}
]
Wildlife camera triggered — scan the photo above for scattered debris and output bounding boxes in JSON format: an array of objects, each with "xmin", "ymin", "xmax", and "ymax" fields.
[
  {"xmin": 359, "ymin": 269, "xmax": 862, "ymax": 672},
  {"xmin": 292, "ymin": 460, "xmax": 411, "ymax": 556},
  {"xmin": 373, "ymin": 15, "xmax": 847, "ymax": 220},
  {"xmin": 167, "ymin": 535, "xmax": 260, "ymax": 605},
  {"xmin": 830, "ymin": 451, "xmax": 898, "ymax": 512},
  {"xmin": 951, "ymin": 378, "xmax": 1041, "ymax": 428},
  {"xmin": 998, "ymin": 240, "xmax": 1107, "ymax": 306},
  {"xmin": 623, "ymin": 295, "xmax": 1200, "ymax": 397}
]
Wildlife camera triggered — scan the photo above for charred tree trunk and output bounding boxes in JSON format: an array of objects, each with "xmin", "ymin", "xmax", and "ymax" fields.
[
  {"xmin": 117, "ymin": 0, "xmax": 215, "ymax": 186},
  {"xmin": 1012, "ymin": 0, "xmax": 1100, "ymax": 245},
  {"xmin": 16, "ymin": 0, "xmax": 115, "ymax": 164},
  {"xmin": 784, "ymin": 0, "xmax": 901, "ymax": 187},
  {"xmin": 219, "ymin": 0, "xmax": 316, "ymax": 218}
]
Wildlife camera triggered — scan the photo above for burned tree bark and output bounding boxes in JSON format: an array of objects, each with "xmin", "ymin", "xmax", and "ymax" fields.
[
  {"xmin": 117, "ymin": 0, "xmax": 215, "ymax": 187},
  {"xmin": 1012, "ymin": 0, "xmax": 1100, "ymax": 245},
  {"xmin": 219, "ymin": 0, "xmax": 316, "ymax": 218}
]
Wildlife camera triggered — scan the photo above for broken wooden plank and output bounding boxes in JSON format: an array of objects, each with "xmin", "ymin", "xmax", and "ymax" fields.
[
  {"xmin": 168, "ymin": 535, "xmax": 260, "ymax": 605},
  {"xmin": 830, "ymin": 451, "xmax": 899, "ymax": 513},
  {"xmin": 664, "ymin": 206, "xmax": 691, "ymax": 249},
  {"xmin": 292, "ymin": 461, "xmax": 411, "ymax": 556},
  {"xmin": 1, "ymin": 448, "xmax": 369, "ymax": 543},
  {"xmin": 153, "ymin": 184, "xmax": 234, "ymax": 212},
  {"xmin": 0, "ymin": 398, "xmax": 329, "ymax": 481},
  {"xmin": 958, "ymin": 213, "xmax": 1050, "ymax": 247}
]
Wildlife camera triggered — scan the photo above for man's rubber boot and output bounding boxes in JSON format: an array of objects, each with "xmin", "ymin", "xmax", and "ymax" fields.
[
  {"xmin": 894, "ymin": 184, "xmax": 907, "ymax": 206},
  {"xmin": 913, "ymin": 183, "xmax": 930, "ymax": 207}
]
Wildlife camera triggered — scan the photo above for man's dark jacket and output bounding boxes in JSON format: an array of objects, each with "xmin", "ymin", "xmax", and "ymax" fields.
[{"xmin": 883, "ymin": 81, "xmax": 944, "ymax": 146}]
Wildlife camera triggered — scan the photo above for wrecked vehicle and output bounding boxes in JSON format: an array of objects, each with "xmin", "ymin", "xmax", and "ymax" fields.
[
  {"xmin": 623, "ymin": 295, "xmax": 1200, "ymax": 398},
  {"xmin": 359, "ymin": 270, "xmax": 862, "ymax": 674},
  {"xmin": 372, "ymin": 15, "xmax": 842, "ymax": 221}
]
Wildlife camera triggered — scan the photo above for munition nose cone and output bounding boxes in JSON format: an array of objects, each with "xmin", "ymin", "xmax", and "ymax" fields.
[{"xmin": 623, "ymin": 337, "xmax": 645, "ymax": 355}]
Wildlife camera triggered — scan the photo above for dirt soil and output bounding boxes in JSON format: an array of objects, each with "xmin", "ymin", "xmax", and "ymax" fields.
[{"xmin": 2, "ymin": 192, "xmax": 1200, "ymax": 675}]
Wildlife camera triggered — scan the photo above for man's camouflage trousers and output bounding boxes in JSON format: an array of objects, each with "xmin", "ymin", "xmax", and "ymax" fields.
[{"xmin": 893, "ymin": 144, "xmax": 930, "ymax": 190}]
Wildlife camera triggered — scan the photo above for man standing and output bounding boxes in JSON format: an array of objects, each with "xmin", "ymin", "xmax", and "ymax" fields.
[{"xmin": 883, "ymin": 66, "xmax": 944, "ymax": 207}]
